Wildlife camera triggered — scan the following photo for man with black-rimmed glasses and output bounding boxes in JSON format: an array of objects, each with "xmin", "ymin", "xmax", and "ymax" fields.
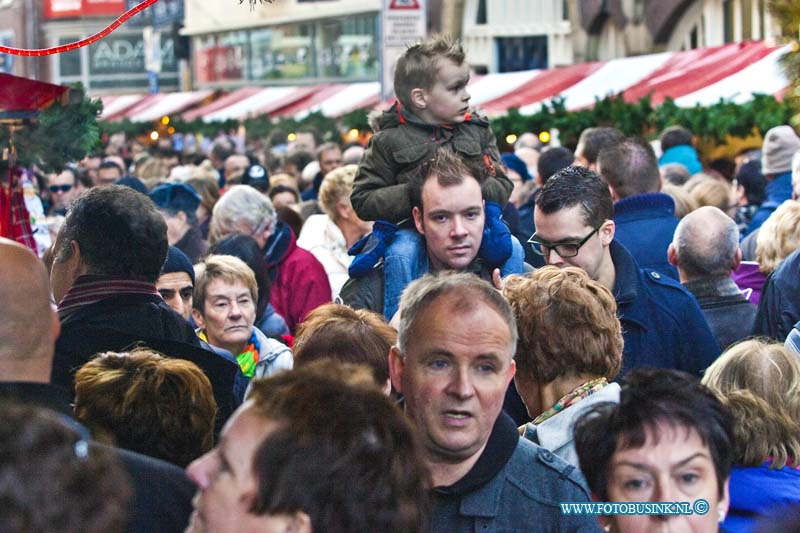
[{"xmin": 531, "ymin": 166, "xmax": 720, "ymax": 377}]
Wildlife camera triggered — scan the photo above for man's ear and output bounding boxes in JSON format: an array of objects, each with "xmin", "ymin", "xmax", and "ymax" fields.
[
  {"xmin": 506, "ymin": 359, "xmax": 516, "ymax": 385},
  {"xmin": 388, "ymin": 346, "xmax": 405, "ymax": 395},
  {"xmin": 285, "ymin": 511, "xmax": 312, "ymax": 533},
  {"xmin": 599, "ymin": 219, "xmax": 615, "ymax": 246},
  {"xmin": 67, "ymin": 240, "xmax": 87, "ymax": 278},
  {"xmin": 412, "ymin": 206, "xmax": 424, "ymax": 235},
  {"xmin": 732, "ymin": 247, "xmax": 742, "ymax": 272},
  {"xmin": 667, "ymin": 244, "xmax": 679, "ymax": 267},
  {"xmin": 410, "ymin": 87, "xmax": 427, "ymax": 110},
  {"xmin": 191, "ymin": 308, "xmax": 206, "ymax": 330}
]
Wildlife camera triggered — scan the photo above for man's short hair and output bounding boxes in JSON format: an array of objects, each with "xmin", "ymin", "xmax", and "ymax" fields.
[
  {"xmin": 672, "ymin": 206, "xmax": 739, "ymax": 278},
  {"xmin": 394, "ymin": 34, "xmax": 466, "ymax": 111},
  {"xmin": 293, "ymin": 303, "xmax": 395, "ymax": 385},
  {"xmin": 246, "ymin": 361, "xmax": 431, "ymax": 531},
  {"xmin": 54, "ymin": 185, "xmax": 168, "ymax": 282},
  {"xmin": 597, "ymin": 139, "xmax": 661, "ymax": 198},
  {"xmin": 576, "ymin": 127, "xmax": 624, "ymax": 166},
  {"xmin": 55, "ymin": 166, "xmax": 79, "ymax": 186},
  {"xmin": 535, "ymin": 166, "xmax": 614, "ymax": 228},
  {"xmin": 537, "ymin": 147, "xmax": 574, "ymax": 185},
  {"xmin": 98, "ymin": 160, "xmax": 124, "ymax": 177},
  {"xmin": 0, "ymin": 403, "xmax": 131, "ymax": 533},
  {"xmin": 734, "ymin": 159, "xmax": 766, "ymax": 205},
  {"xmin": 408, "ymin": 148, "xmax": 484, "ymax": 212},
  {"xmin": 503, "ymin": 267, "xmax": 622, "ymax": 384},
  {"xmin": 194, "ymin": 254, "xmax": 259, "ymax": 315},
  {"xmin": 209, "ymin": 185, "xmax": 276, "ymax": 245},
  {"xmin": 396, "ymin": 271, "xmax": 517, "ymax": 354},
  {"xmin": 660, "ymin": 125, "xmax": 694, "ymax": 152},
  {"xmin": 573, "ymin": 369, "xmax": 735, "ymax": 501},
  {"xmin": 660, "ymin": 162, "xmax": 691, "ymax": 186},
  {"xmin": 315, "ymin": 142, "xmax": 341, "ymax": 161},
  {"xmin": 74, "ymin": 348, "xmax": 216, "ymax": 467}
]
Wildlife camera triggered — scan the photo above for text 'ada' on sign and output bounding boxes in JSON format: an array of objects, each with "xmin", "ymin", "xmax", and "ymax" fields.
[{"xmin": 389, "ymin": 0, "xmax": 420, "ymax": 9}]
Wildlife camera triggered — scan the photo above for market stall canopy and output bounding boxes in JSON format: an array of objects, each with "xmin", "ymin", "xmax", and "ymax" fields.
[
  {"xmin": 95, "ymin": 40, "xmax": 789, "ymax": 123},
  {"xmin": 0, "ymin": 73, "xmax": 69, "ymax": 116}
]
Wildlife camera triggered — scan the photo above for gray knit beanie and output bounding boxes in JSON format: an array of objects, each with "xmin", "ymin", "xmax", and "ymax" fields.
[{"xmin": 761, "ymin": 125, "xmax": 800, "ymax": 175}]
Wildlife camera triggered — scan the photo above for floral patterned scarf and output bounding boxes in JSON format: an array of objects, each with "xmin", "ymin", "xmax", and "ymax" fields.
[{"xmin": 533, "ymin": 377, "xmax": 609, "ymax": 425}]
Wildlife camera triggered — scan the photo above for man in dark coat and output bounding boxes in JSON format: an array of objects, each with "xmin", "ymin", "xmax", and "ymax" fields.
[
  {"xmin": 49, "ymin": 185, "xmax": 239, "ymax": 426},
  {"xmin": 668, "ymin": 206, "xmax": 757, "ymax": 351},
  {"xmin": 532, "ymin": 166, "xmax": 720, "ymax": 377},
  {"xmin": 0, "ymin": 237, "xmax": 195, "ymax": 533},
  {"xmin": 752, "ymin": 248, "xmax": 800, "ymax": 341}
]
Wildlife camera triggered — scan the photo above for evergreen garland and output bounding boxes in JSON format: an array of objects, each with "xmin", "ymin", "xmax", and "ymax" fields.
[
  {"xmin": 490, "ymin": 93, "xmax": 793, "ymax": 150},
  {"xmin": 0, "ymin": 89, "xmax": 102, "ymax": 173},
  {"xmin": 97, "ymin": 93, "xmax": 794, "ymax": 152}
]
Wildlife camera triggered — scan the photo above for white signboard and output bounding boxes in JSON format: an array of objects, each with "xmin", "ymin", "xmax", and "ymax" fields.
[{"xmin": 381, "ymin": 0, "xmax": 426, "ymax": 100}]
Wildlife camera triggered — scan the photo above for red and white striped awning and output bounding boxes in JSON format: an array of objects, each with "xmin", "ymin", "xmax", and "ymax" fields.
[
  {"xmin": 183, "ymin": 86, "xmax": 319, "ymax": 122},
  {"xmin": 96, "ymin": 41, "xmax": 789, "ymax": 123},
  {"xmin": 100, "ymin": 91, "xmax": 213, "ymax": 122},
  {"xmin": 99, "ymin": 94, "xmax": 148, "ymax": 120}
]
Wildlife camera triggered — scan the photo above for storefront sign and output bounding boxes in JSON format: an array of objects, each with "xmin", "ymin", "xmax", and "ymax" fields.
[
  {"xmin": 87, "ymin": 32, "xmax": 176, "ymax": 75},
  {"xmin": 381, "ymin": 0, "xmax": 425, "ymax": 99},
  {"xmin": 45, "ymin": 0, "xmax": 126, "ymax": 19}
]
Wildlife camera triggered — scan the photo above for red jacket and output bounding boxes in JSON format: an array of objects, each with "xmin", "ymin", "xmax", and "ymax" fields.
[{"xmin": 266, "ymin": 222, "xmax": 331, "ymax": 332}]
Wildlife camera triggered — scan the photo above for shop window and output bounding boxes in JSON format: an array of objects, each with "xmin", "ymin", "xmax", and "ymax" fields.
[
  {"xmin": 476, "ymin": 0, "xmax": 487, "ymax": 24},
  {"xmin": 497, "ymin": 36, "xmax": 547, "ymax": 72}
]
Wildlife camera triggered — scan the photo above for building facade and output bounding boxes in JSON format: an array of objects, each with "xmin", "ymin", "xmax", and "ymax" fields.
[
  {"xmin": 42, "ymin": 0, "xmax": 184, "ymax": 93},
  {"xmin": 0, "ymin": 0, "xmax": 47, "ymax": 79},
  {"xmin": 183, "ymin": 0, "xmax": 383, "ymax": 89},
  {"xmin": 460, "ymin": 0, "xmax": 780, "ymax": 72}
]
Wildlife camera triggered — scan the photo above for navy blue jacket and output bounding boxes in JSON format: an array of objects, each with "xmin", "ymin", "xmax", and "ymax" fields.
[
  {"xmin": 611, "ymin": 240, "xmax": 720, "ymax": 377},
  {"xmin": 613, "ymin": 193, "xmax": 679, "ymax": 279},
  {"xmin": 745, "ymin": 171, "xmax": 792, "ymax": 236}
]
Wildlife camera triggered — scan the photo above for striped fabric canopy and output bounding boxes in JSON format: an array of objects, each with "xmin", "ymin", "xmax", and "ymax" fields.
[{"xmin": 97, "ymin": 40, "xmax": 789, "ymax": 123}]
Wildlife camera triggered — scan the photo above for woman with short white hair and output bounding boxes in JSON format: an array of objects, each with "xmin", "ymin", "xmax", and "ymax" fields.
[{"xmin": 297, "ymin": 165, "xmax": 373, "ymax": 300}]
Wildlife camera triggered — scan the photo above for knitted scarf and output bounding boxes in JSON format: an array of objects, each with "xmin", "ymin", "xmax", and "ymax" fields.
[
  {"xmin": 198, "ymin": 328, "xmax": 261, "ymax": 378},
  {"xmin": 57, "ymin": 275, "xmax": 160, "ymax": 322}
]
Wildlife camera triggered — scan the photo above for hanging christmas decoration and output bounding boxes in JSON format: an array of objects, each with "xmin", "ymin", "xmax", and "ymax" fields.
[{"xmin": 0, "ymin": 0, "xmax": 160, "ymax": 56}]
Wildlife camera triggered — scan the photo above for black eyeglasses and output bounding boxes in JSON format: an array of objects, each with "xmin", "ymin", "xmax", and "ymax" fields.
[
  {"xmin": 528, "ymin": 226, "xmax": 601, "ymax": 258},
  {"xmin": 49, "ymin": 184, "xmax": 73, "ymax": 193}
]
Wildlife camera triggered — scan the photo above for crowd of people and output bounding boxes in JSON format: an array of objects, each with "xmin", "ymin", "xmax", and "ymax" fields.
[{"xmin": 3, "ymin": 34, "xmax": 800, "ymax": 532}]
